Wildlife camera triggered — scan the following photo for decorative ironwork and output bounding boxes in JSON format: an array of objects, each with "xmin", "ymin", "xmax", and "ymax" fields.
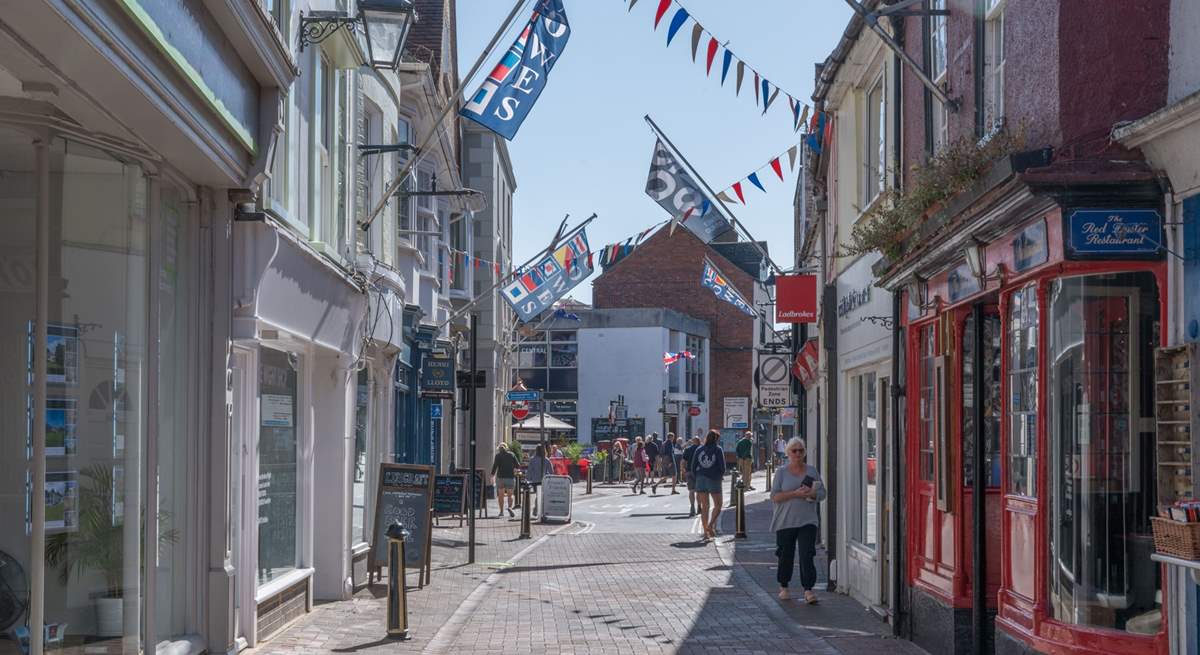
[
  {"xmin": 299, "ymin": 12, "xmax": 359, "ymax": 51},
  {"xmin": 860, "ymin": 315, "xmax": 896, "ymax": 330}
]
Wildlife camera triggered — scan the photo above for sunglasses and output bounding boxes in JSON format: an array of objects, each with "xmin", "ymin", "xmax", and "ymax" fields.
[{"xmin": 788, "ymin": 448, "xmax": 806, "ymax": 454}]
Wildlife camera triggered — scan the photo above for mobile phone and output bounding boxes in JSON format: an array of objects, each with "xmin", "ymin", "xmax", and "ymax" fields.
[{"xmin": 800, "ymin": 475, "xmax": 815, "ymax": 488}]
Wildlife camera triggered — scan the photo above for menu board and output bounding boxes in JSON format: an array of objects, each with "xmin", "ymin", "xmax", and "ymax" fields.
[
  {"xmin": 433, "ymin": 474, "xmax": 466, "ymax": 515},
  {"xmin": 370, "ymin": 464, "xmax": 434, "ymax": 571},
  {"xmin": 455, "ymin": 468, "xmax": 486, "ymax": 514},
  {"xmin": 540, "ymin": 474, "xmax": 572, "ymax": 523}
]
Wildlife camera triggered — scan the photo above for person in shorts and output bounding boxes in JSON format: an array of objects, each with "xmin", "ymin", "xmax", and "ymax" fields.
[
  {"xmin": 691, "ymin": 430, "xmax": 727, "ymax": 539},
  {"xmin": 682, "ymin": 435, "xmax": 701, "ymax": 516},
  {"xmin": 490, "ymin": 443, "xmax": 520, "ymax": 517}
]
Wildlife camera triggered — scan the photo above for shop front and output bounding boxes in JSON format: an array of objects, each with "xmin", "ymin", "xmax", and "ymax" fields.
[
  {"xmin": 893, "ymin": 198, "xmax": 1170, "ymax": 654},
  {"xmin": 835, "ymin": 254, "xmax": 896, "ymax": 616}
]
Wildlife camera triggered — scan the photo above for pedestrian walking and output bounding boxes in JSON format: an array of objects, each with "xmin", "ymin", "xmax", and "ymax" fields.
[
  {"xmin": 669, "ymin": 434, "xmax": 683, "ymax": 494},
  {"xmin": 770, "ymin": 437, "xmax": 826, "ymax": 604},
  {"xmin": 610, "ymin": 440, "xmax": 625, "ymax": 482},
  {"xmin": 736, "ymin": 431, "xmax": 756, "ymax": 490},
  {"xmin": 682, "ymin": 435, "xmax": 701, "ymax": 517},
  {"xmin": 691, "ymin": 429, "xmax": 726, "ymax": 540},
  {"xmin": 525, "ymin": 444, "xmax": 552, "ymax": 517},
  {"xmin": 774, "ymin": 434, "xmax": 787, "ymax": 465},
  {"xmin": 631, "ymin": 437, "xmax": 648, "ymax": 494},
  {"xmin": 655, "ymin": 432, "xmax": 676, "ymax": 494},
  {"xmin": 491, "ymin": 443, "xmax": 520, "ymax": 517},
  {"xmin": 644, "ymin": 433, "xmax": 660, "ymax": 493}
]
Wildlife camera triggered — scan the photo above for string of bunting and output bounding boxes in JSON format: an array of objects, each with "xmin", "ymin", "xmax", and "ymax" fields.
[
  {"xmin": 626, "ymin": 0, "xmax": 811, "ymax": 131},
  {"xmin": 448, "ymin": 248, "xmax": 504, "ymax": 285},
  {"xmin": 713, "ymin": 140, "xmax": 803, "ymax": 208},
  {"xmin": 596, "ymin": 218, "xmax": 671, "ymax": 267}
]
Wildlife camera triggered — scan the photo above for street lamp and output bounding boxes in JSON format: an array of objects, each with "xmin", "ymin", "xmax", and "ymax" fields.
[{"xmin": 299, "ymin": 0, "xmax": 417, "ymax": 71}]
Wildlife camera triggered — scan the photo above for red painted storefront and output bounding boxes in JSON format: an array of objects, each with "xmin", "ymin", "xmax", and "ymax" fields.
[{"xmin": 902, "ymin": 206, "xmax": 1170, "ymax": 655}]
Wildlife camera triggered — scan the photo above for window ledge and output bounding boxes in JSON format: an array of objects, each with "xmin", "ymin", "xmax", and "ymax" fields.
[{"xmin": 255, "ymin": 567, "xmax": 314, "ymax": 605}]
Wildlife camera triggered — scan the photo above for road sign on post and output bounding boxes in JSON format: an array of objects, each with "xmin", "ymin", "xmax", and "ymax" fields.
[
  {"xmin": 507, "ymin": 390, "xmax": 541, "ymax": 402},
  {"xmin": 512, "ymin": 404, "xmax": 529, "ymax": 421},
  {"xmin": 756, "ymin": 352, "xmax": 791, "ymax": 408}
]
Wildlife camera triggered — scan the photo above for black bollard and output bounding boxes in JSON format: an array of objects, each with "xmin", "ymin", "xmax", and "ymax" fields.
[
  {"xmin": 519, "ymin": 481, "xmax": 532, "ymax": 539},
  {"xmin": 735, "ymin": 479, "xmax": 747, "ymax": 539},
  {"xmin": 513, "ymin": 470, "xmax": 523, "ymax": 509},
  {"xmin": 729, "ymin": 469, "xmax": 740, "ymax": 508},
  {"xmin": 386, "ymin": 521, "xmax": 411, "ymax": 640},
  {"xmin": 765, "ymin": 458, "xmax": 773, "ymax": 491},
  {"xmin": 586, "ymin": 461, "xmax": 593, "ymax": 495}
]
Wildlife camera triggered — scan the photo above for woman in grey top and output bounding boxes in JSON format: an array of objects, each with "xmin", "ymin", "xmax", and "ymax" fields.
[{"xmin": 770, "ymin": 436, "xmax": 826, "ymax": 604}]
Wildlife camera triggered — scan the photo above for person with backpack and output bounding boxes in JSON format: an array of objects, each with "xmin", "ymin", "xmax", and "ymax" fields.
[
  {"xmin": 736, "ymin": 431, "xmax": 756, "ymax": 491},
  {"xmin": 691, "ymin": 430, "xmax": 726, "ymax": 540}
]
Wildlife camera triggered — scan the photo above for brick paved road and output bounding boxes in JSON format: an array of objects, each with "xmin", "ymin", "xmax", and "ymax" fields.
[{"xmin": 250, "ymin": 476, "xmax": 929, "ymax": 655}]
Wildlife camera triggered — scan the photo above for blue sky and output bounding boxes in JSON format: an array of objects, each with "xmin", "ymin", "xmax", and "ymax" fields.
[{"xmin": 456, "ymin": 0, "xmax": 851, "ymax": 302}]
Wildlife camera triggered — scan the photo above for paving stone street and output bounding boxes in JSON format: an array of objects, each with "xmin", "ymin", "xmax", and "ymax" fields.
[{"xmin": 248, "ymin": 473, "xmax": 928, "ymax": 655}]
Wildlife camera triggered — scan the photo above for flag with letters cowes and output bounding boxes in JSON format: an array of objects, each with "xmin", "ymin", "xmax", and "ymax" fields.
[{"xmin": 460, "ymin": 0, "xmax": 570, "ymax": 140}]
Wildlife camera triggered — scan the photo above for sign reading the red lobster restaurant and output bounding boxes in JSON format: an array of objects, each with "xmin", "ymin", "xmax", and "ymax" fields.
[{"xmin": 775, "ymin": 275, "xmax": 818, "ymax": 323}]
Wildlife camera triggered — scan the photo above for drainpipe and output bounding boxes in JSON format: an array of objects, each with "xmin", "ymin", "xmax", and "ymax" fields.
[
  {"xmin": 822, "ymin": 282, "xmax": 838, "ymax": 592},
  {"xmin": 891, "ymin": 292, "xmax": 905, "ymax": 638}
]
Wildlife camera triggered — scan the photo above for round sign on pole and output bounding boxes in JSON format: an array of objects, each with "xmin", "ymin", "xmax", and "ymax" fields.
[
  {"xmin": 512, "ymin": 406, "xmax": 529, "ymax": 421},
  {"xmin": 689, "ymin": 406, "xmax": 702, "ymax": 417}
]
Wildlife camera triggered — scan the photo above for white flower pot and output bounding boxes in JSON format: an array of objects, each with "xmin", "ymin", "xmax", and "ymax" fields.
[{"xmin": 94, "ymin": 597, "xmax": 123, "ymax": 637}]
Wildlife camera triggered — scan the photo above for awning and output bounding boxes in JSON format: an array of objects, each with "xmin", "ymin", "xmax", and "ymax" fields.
[{"xmin": 512, "ymin": 413, "xmax": 576, "ymax": 431}]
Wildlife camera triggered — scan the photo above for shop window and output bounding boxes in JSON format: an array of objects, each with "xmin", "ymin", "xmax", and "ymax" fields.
[
  {"xmin": 548, "ymin": 368, "xmax": 578, "ymax": 393},
  {"xmin": 918, "ymin": 326, "xmax": 937, "ymax": 482},
  {"xmin": 1007, "ymin": 284, "xmax": 1039, "ymax": 497},
  {"xmin": 518, "ymin": 368, "xmax": 547, "ymax": 391},
  {"xmin": 551, "ymin": 343, "xmax": 577, "ymax": 368},
  {"xmin": 963, "ymin": 313, "xmax": 1003, "ymax": 487},
  {"xmin": 551, "ymin": 330, "xmax": 576, "ymax": 342},
  {"xmin": 1047, "ymin": 272, "xmax": 1160, "ymax": 633},
  {"xmin": 258, "ymin": 347, "xmax": 299, "ymax": 585},
  {"xmin": 852, "ymin": 372, "xmax": 879, "ymax": 549},
  {"xmin": 864, "ymin": 75, "xmax": 885, "ymax": 205},
  {"xmin": 351, "ymin": 368, "xmax": 369, "ymax": 545},
  {"xmin": 518, "ymin": 344, "xmax": 546, "ymax": 368}
]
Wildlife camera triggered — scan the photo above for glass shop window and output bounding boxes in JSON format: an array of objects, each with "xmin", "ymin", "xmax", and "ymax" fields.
[
  {"xmin": 918, "ymin": 326, "xmax": 937, "ymax": 482},
  {"xmin": 1007, "ymin": 284, "xmax": 1039, "ymax": 497},
  {"xmin": 1047, "ymin": 272, "xmax": 1160, "ymax": 633},
  {"xmin": 258, "ymin": 347, "xmax": 299, "ymax": 585},
  {"xmin": 962, "ymin": 313, "xmax": 1003, "ymax": 487}
]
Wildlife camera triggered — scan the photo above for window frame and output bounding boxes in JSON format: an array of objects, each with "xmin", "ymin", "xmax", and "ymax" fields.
[
  {"xmin": 928, "ymin": 0, "xmax": 949, "ymax": 153},
  {"xmin": 983, "ymin": 0, "xmax": 1006, "ymax": 133},
  {"xmin": 863, "ymin": 73, "xmax": 886, "ymax": 206},
  {"xmin": 1005, "ymin": 283, "xmax": 1040, "ymax": 498}
]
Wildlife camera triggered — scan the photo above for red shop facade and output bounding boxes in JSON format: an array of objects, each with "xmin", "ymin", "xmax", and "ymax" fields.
[{"xmin": 880, "ymin": 169, "xmax": 1172, "ymax": 655}]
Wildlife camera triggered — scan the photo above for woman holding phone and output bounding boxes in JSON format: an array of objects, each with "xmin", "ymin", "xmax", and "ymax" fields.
[{"xmin": 770, "ymin": 436, "xmax": 826, "ymax": 604}]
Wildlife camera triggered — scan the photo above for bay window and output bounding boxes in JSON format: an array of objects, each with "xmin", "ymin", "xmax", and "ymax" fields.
[{"xmin": 1007, "ymin": 284, "xmax": 1039, "ymax": 497}]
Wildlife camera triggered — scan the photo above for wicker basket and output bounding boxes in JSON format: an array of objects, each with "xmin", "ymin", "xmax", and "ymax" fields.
[{"xmin": 1151, "ymin": 517, "xmax": 1200, "ymax": 560}]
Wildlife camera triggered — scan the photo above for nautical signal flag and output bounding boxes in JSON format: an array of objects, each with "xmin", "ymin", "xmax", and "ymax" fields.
[
  {"xmin": 701, "ymin": 258, "xmax": 756, "ymax": 317},
  {"xmin": 461, "ymin": 0, "xmax": 570, "ymax": 140},
  {"xmin": 502, "ymin": 227, "xmax": 594, "ymax": 323}
]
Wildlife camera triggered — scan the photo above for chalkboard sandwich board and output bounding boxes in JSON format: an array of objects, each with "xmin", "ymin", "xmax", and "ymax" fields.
[
  {"xmin": 433, "ymin": 474, "xmax": 466, "ymax": 515},
  {"xmin": 370, "ymin": 463, "xmax": 434, "ymax": 579}
]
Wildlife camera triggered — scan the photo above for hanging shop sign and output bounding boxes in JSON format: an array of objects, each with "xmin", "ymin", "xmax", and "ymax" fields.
[
  {"xmin": 1065, "ymin": 208, "xmax": 1164, "ymax": 259},
  {"xmin": 419, "ymin": 353, "xmax": 455, "ymax": 398},
  {"xmin": 1011, "ymin": 218, "xmax": 1048, "ymax": 272},
  {"xmin": 776, "ymin": 275, "xmax": 818, "ymax": 323}
]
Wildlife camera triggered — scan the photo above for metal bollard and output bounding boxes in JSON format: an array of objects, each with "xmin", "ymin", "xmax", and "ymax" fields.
[
  {"xmin": 386, "ymin": 521, "xmax": 411, "ymax": 640},
  {"xmin": 765, "ymin": 458, "xmax": 773, "ymax": 491},
  {"xmin": 735, "ymin": 479, "xmax": 747, "ymax": 539},
  {"xmin": 518, "ymin": 481, "xmax": 532, "ymax": 539},
  {"xmin": 513, "ymin": 471, "xmax": 523, "ymax": 509},
  {"xmin": 729, "ymin": 469, "xmax": 740, "ymax": 507},
  {"xmin": 586, "ymin": 462, "xmax": 593, "ymax": 494}
]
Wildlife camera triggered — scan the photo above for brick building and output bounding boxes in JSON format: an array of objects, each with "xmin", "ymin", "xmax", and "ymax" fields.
[
  {"xmin": 592, "ymin": 227, "xmax": 769, "ymax": 432},
  {"xmin": 804, "ymin": 1, "xmax": 1177, "ymax": 654}
]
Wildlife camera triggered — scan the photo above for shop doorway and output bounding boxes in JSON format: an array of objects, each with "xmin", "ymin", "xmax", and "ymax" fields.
[{"xmin": 878, "ymin": 375, "xmax": 891, "ymax": 615}]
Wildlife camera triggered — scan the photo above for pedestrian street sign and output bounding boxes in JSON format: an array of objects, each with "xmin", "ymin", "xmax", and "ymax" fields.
[
  {"xmin": 507, "ymin": 390, "xmax": 541, "ymax": 402},
  {"xmin": 430, "ymin": 404, "xmax": 442, "ymax": 419},
  {"xmin": 756, "ymin": 352, "xmax": 791, "ymax": 408}
]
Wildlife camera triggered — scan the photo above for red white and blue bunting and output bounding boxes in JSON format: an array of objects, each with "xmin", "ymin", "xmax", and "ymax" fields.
[
  {"xmin": 714, "ymin": 142, "xmax": 802, "ymax": 208},
  {"xmin": 664, "ymin": 350, "xmax": 696, "ymax": 370},
  {"xmin": 625, "ymin": 0, "xmax": 811, "ymax": 131}
]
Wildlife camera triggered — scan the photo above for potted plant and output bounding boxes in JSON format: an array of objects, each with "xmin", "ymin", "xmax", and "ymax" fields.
[
  {"xmin": 594, "ymin": 450, "xmax": 609, "ymax": 483},
  {"xmin": 45, "ymin": 465, "xmax": 178, "ymax": 637},
  {"xmin": 563, "ymin": 443, "xmax": 584, "ymax": 482}
]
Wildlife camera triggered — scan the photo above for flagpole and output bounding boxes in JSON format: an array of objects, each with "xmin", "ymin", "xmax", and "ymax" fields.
[
  {"xmin": 362, "ymin": 0, "xmax": 533, "ymax": 230},
  {"xmin": 436, "ymin": 213, "xmax": 597, "ymax": 331},
  {"xmin": 643, "ymin": 115, "xmax": 784, "ymax": 275}
]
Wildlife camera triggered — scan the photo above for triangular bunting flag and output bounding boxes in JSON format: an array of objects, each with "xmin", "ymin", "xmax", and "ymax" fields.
[
  {"xmin": 690, "ymin": 23, "xmax": 703, "ymax": 61},
  {"xmin": 732, "ymin": 182, "xmax": 745, "ymax": 204},
  {"xmin": 587, "ymin": 253, "xmax": 593, "ymax": 268},
  {"xmin": 666, "ymin": 8, "xmax": 689, "ymax": 45},
  {"xmin": 752, "ymin": 72, "xmax": 760, "ymax": 106},
  {"xmin": 735, "ymin": 60, "xmax": 745, "ymax": 95},
  {"xmin": 705, "ymin": 38, "xmax": 718, "ymax": 75},
  {"xmin": 770, "ymin": 158, "xmax": 784, "ymax": 180},
  {"xmin": 628, "ymin": 0, "xmax": 640, "ymax": 10},
  {"xmin": 654, "ymin": 0, "xmax": 671, "ymax": 28},
  {"xmin": 788, "ymin": 145, "xmax": 798, "ymax": 170},
  {"xmin": 800, "ymin": 105, "xmax": 811, "ymax": 131},
  {"xmin": 720, "ymin": 49, "xmax": 733, "ymax": 85},
  {"xmin": 494, "ymin": 262, "xmax": 501, "ymax": 275},
  {"xmin": 717, "ymin": 191, "xmax": 734, "ymax": 203},
  {"xmin": 763, "ymin": 85, "xmax": 780, "ymax": 115},
  {"xmin": 759, "ymin": 78, "xmax": 770, "ymax": 112},
  {"xmin": 790, "ymin": 95, "xmax": 803, "ymax": 129},
  {"xmin": 747, "ymin": 172, "xmax": 766, "ymax": 192},
  {"xmin": 700, "ymin": 199, "xmax": 711, "ymax": 216}
]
